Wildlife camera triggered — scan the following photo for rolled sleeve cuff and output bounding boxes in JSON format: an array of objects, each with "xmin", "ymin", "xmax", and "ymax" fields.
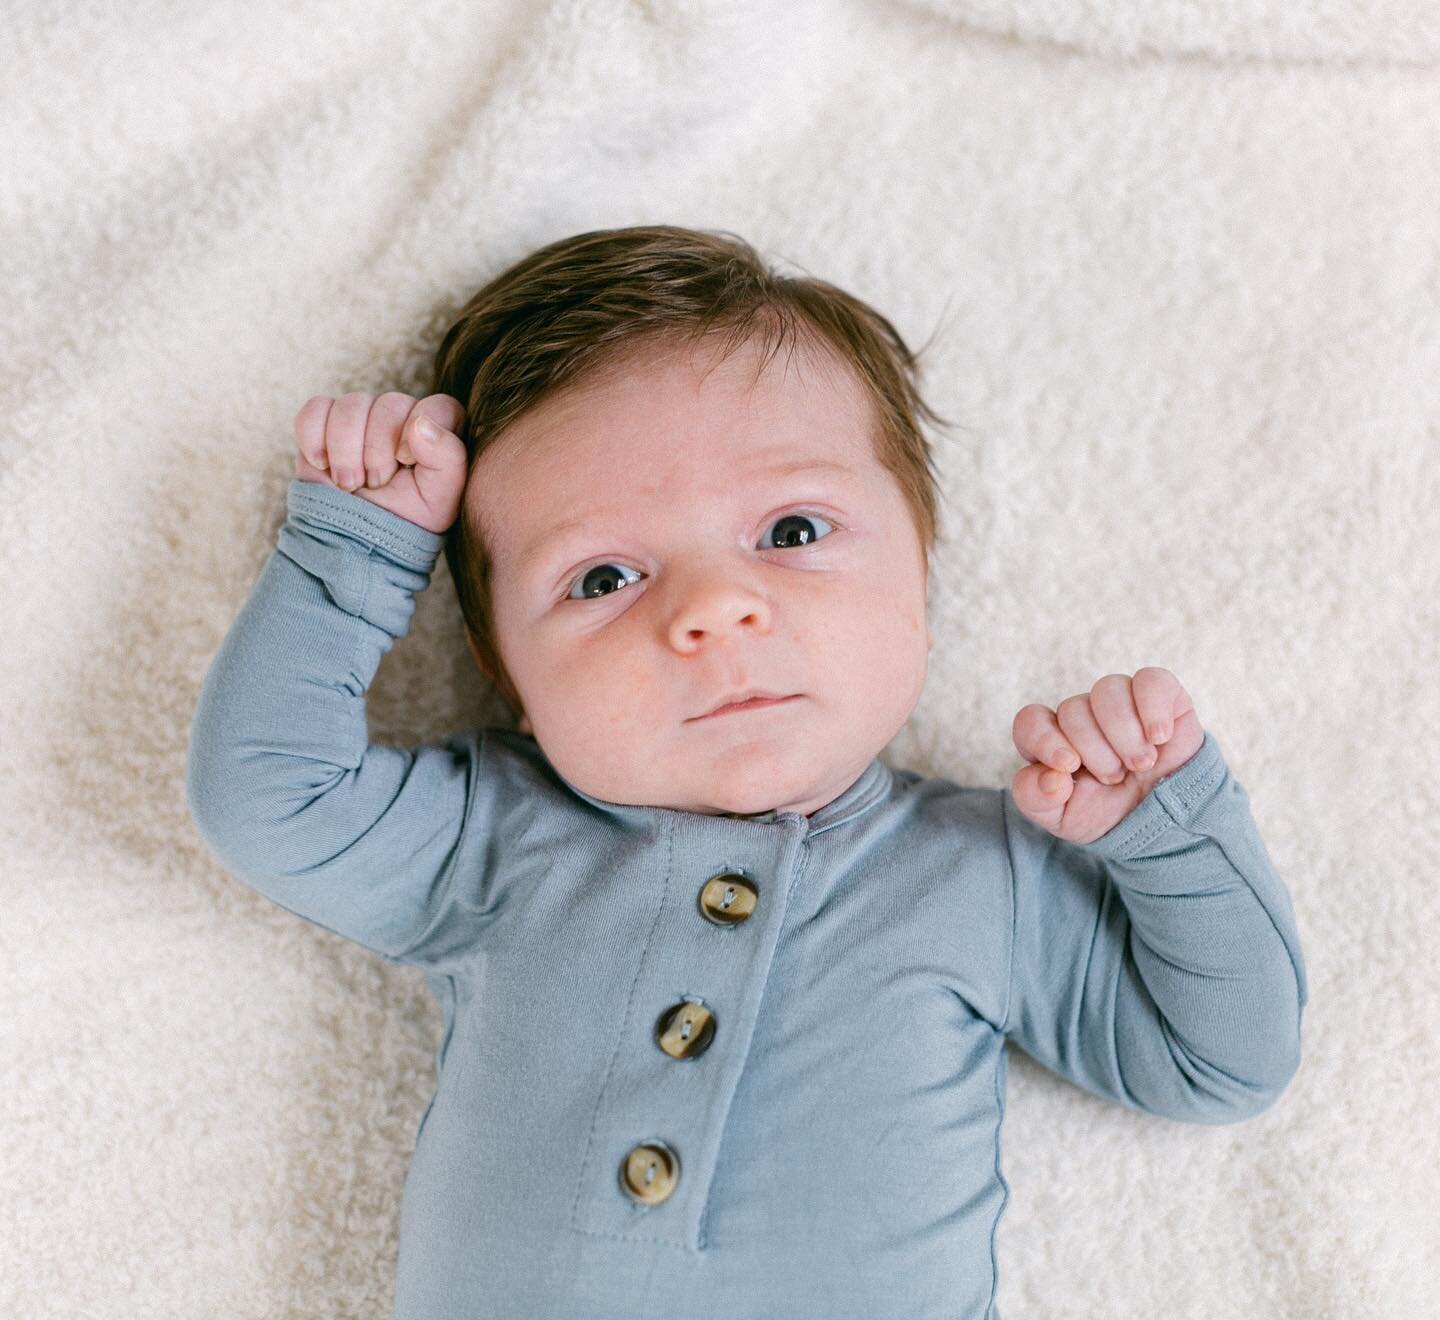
[
  {"xmin": 1083, "ymin": 728, "xmax": 1230, "ymax": 864},
  {"xmin": 286, "ymin": 479, "xmax": 444, "ymax": 572}
]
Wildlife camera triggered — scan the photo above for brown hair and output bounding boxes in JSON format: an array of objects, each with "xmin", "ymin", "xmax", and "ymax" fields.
[{"xmin": 429, "ymin": 224, "xmax": 956, "ymax": 726}]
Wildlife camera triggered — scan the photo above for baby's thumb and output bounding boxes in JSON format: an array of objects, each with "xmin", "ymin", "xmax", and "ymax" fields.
[
  {"xmin": 398, "ymin": 412, "xmax": 462, "ymax": 469},
  {"xmin": 1010, "ymin": 762, "xmax": 1070, "ymax": 835},
  {"xmin": 396, "ymin": 410, "xmax": 469, "ymax": 533}
]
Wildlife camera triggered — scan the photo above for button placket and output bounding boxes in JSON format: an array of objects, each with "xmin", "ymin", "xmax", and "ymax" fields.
[
  {"xmin": 619, "ymin": 868, "xmax": 760, "ymax": 1208},
  {"xmin": 578, "ymin": 822, "xmax": 808, "ymax": 1248}
]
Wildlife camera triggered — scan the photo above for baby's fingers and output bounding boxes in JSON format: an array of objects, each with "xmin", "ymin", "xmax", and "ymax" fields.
[
  {"xmin": 1012, "ymin": 703, "xmax": 1082, "ymax": 774},
  {"xmin": 361, "ymin": 392, "xmax": 420, "ymax": 489},
  {"xmin": 294, "ymin": 396, "xmax": 336, "ymax": 477},
  {"xmin": 317, "ymin": 392, "xmax": 375, "ymax": 492}
]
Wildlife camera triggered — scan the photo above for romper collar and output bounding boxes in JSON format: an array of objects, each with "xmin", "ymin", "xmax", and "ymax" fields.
[{"xmin": 534, "ymin": 743, "xmax": 894, "ymax": 838}]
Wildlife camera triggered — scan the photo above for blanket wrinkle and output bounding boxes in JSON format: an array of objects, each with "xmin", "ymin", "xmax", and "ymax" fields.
[{"xmin": 893, "ymin": 0, "xmax": 1440, "ymax": 64}]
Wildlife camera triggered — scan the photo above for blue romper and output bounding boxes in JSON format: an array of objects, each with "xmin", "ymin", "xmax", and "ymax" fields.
[{"xmin": 187, "ymin": 479, "xmax": 1308, "ymax": 1319}]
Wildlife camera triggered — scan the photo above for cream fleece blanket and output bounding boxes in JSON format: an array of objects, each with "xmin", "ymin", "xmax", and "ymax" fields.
[{"xmin": 4, "ymin": 1, "xmax": 1437, "ymax": 1315}]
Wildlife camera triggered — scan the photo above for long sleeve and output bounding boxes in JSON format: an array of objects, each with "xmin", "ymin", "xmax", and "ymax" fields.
[
  {"xmin": 999, "ymin": 729, "xmax": 1308, "ymax": 1124},
  {"xmin": 185, "ymin": 478, "xmax": 501, "ymax": 969}
]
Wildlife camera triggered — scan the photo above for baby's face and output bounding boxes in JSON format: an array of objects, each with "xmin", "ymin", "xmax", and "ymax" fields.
[{"xmin": 465, "ymin": 332, "xmax": 932, "ymax": 817}]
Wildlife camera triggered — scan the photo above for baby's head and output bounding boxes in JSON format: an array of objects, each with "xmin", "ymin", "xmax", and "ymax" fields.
[{"xmin": 431, "ymin": 225, "xmax": 950, "ymax": 817}]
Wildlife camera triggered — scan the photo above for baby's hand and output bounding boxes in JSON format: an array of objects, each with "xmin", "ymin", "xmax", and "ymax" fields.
[
  {"xmin": 1009, "ymin": 667, "xmax": 1204, "ymax": 846},
  {"xmin": 293, "ymin": 391, "xmax": 468, "ymax": 534}
]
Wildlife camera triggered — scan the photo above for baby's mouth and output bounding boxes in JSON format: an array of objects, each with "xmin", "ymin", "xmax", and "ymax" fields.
[{"xmin": 687, "ymin": 694, "xmax": 802, "ymax": 722}]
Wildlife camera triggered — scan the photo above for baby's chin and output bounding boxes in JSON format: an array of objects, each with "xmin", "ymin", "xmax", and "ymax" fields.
[
  {"xmin": 556, "ymin": 759, "xmax": 848, "ymax": 819},
  {"xmin": 580, "ymin": 781, "xmax": 802, "ymax": 817},
  {"xmin": 530, "ymin": 718, "xmax": 887, "ymax": 818}
]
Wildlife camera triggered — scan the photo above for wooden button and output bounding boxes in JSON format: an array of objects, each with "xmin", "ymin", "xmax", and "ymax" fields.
[
  {"xmin": 655, "ymin": 1000, "xmax": 716, "ymax": 1060},
  {"xmin": 698, "ymin": 872, "xmax": 758, "ymax": 926},
  {"xmin": 620, "ymin": 1141, "xmax": 680, "ymax": 1205}
]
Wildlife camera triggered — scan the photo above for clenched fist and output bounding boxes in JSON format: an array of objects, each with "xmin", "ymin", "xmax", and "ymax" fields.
[
  {"xmin": 1010, "ymin": 667, "xmax": 1203, "ymax": 845},
  {"xmin": 294, "ymin": 391, "xmax": 468, "ymax": 534}
]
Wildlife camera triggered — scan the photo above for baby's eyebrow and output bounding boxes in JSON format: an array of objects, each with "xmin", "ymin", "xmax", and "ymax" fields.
[
  {"xmin": 760, "ymin": 458, "xmax": 855, "ymax": 482},
  {"xmin": 515, "ymin": 458, "xmax": 858, "ymax": 575}
]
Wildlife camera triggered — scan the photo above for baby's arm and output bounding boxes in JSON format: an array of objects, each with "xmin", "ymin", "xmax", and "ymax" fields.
[
  {"xmin": 185, "ymin": 394, "xmax": 492, "ymax": 968},
  {"xmin": 999, "ymin": 729, "xmax": 1308, "ymax": 1124}
]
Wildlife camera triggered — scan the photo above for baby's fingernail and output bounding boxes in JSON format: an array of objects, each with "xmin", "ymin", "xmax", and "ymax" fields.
[
  {"xmin": 1040, "ymin": 770, "xmax": 1061, "ymax": 793},
  {"xmin": 1134, "ymin": 748, "xmax": 1156, "ymax": 770},
  {"xmin": 415, "ymin": 416, "xmax": 438, "ymax": 440}
]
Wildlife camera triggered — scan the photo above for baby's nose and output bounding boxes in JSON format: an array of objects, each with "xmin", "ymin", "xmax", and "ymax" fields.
[{"xmin": 665, "ymin": 576, "xmax": 772, "ymax": 649}]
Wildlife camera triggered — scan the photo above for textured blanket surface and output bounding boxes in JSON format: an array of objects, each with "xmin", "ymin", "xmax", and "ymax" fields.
[{"xmin": 4, "ymin": 1, "xmax": 1437, "ymax": 1315}]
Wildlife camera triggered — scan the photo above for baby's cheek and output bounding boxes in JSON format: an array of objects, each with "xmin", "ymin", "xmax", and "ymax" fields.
[
  {"xmin": 863, "ymin": 585, "xmax": 930, "ymax": 688},
  {"xmin": 560, "ymin": 659, "xmax": 658, "ymax": 760},
  {"xmin": 870, "ymin": 579, "xmax": 923, "ymax": 639}
]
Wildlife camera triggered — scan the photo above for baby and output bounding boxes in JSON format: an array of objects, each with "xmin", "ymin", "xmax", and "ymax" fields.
[{"xmin": 187, "ymin": 224, "xmax": 1308, "ymax": 1319}]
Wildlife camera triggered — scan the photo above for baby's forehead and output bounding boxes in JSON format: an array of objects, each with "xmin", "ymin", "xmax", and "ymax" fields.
[{"xmin": 469, "ymin": 328, "xmax": 883, "ymax": 538}]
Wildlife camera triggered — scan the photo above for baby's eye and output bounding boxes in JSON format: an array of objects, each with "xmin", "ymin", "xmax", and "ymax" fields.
[
  {"xmin": 764, "ymin": 511, "xmax": 833, "ymax": 549},
  {"xmin": 566, "ymin": 562, "xmax": 644, "ymax": 601},
  {"xmin": 562, "ymin": 512, "xmax": 835, "ymax": 602}
]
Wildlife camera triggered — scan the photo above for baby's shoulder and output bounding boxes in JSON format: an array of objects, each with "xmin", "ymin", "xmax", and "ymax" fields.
[
  {"xmin": 435, "ymin": 724, "xmax": 586, "ymax": 826},
  {"xmin": 885, "ymin": 761, "xmax": 1009, "ymax": 840}
]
